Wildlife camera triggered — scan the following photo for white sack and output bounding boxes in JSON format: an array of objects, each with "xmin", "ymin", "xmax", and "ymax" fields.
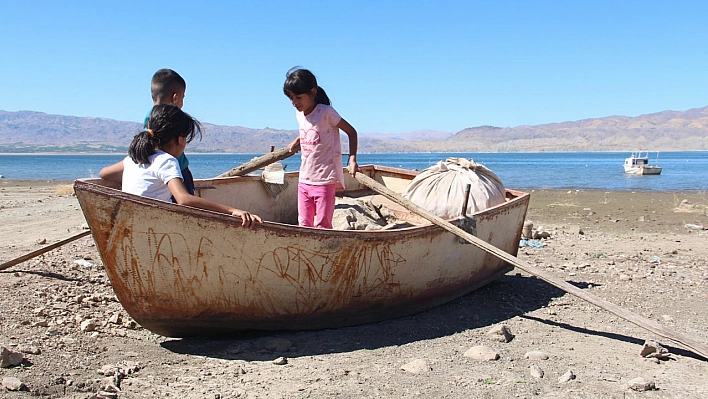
[{"xmin": 402, "ymin": 157, "xmax": 506, "ymax": 219}]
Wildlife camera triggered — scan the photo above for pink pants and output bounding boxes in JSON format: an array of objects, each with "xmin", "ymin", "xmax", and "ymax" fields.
[{"xmin": 297, "ymin": 182, "xmax": 336, "ymax": 229}]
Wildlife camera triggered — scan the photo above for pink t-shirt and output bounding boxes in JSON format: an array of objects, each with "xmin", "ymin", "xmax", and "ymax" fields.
[{"xmin": 295, "ymin": 104, "xmax": 345, "ymax": 187}]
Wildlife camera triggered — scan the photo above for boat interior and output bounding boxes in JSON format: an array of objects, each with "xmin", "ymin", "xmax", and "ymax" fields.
[{"xmin": 81, "ymin": 164, "xmax": 525, "ymax": 230}]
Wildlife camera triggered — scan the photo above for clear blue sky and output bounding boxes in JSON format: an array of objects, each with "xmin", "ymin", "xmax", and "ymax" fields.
[{"xmin": 1, "ymin": 1, "xmax": 706, "ymax": 134}]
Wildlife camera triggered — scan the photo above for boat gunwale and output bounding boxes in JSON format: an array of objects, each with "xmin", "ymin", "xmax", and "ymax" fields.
[{"xmin": 74, "ymin": 165, "xmax": 530, "ymax": 239}]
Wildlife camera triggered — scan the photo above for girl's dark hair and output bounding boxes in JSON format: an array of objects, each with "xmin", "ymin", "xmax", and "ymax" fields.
[
  {"xmin": 283, "ymin": 67, "xmax": 331, "ymax": 106},
  {"xmin": 128, "ymin": 104, "xmax": 202, "ymax": 164}
]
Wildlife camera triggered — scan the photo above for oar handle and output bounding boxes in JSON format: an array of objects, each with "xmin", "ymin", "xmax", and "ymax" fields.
[
  {"xmin": 215, "ymin": 145, "xmax": 298, "ymax": 178},
  {"xmin": 0, "ymin": 230, "xmax": 92, "ymax": 271}
]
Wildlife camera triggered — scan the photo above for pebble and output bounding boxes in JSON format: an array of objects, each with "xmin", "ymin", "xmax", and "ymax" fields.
[
  {"xmin": 558, "ymin": 369, "xmax": 576, "ymax": 383},
  {"xmin": 534, "ymin": 231, "xmax": 552, "ymax": 239},
  {"xmin": 273, "ymin": 357, "xmax": 288, "ymax": 365},
  {"xmin": 74, "ymin": 259, "xmax": 96, "ymax": 268},
  {"xmin": 18, "ymin": 345, "xmax": 41, "ymax": 355},
  {"xmin": 529, "ymin": 364, "xmax": 544, "ymax": 379},
  {"xmin": 45, "ymin": 327, "xmax": 63, "ymax": 336},
  {"xmin": 524, "ymin": 350, "xmax": 549, "ymax": 360},
  {"xmin": 2, "ymin": 376, "xmax": 26, "ymax": 391},
  {"xmin": 120, "ymin": 361, "xmax": 141, "ymax": 376},
  {"xmin": 33, "ymin": 306, "xmax": 47, "ymax": 315},
  {"xmin": 80, "ymin": 319, "xmax": 97, "ymax": 333},
  {"xmin": 463, "ymin": 346, "xmax": 500, "ymax": 361},
  {"xmin": 487, "ymin": 324, "xmax": 514, "ymax": 343},
  {"xmin": 98, "ymin": 364, "xmax": 119, "ymax": 376},
  {"xmin": 628, "ymin": 377, "xmax": 656, "ymax": 391},
  {"xmin": 401, "ymin": 359, "xmax": 431, "ymax": 374},
  {"xmin": 123, "ymin": 320, "xmax": 138, "ymax": 329},
  {"xmin": 1, "ymin": 346, "xmax": 24, "ymax": 368},
  {"xmin": 522, "ymin": 221, "xmax": 533, "ymax": 239},
  {"xmin": 661, "ymin": 314, "xmax": 674, "ymax": 322},
  {"xmin": 108, "ymin": 313, "xmax": 122, "ymax": 325},
  {"xmin": 94, "ymin": 390, "xmax": 118, "ymax": 399},
  {"xmin": 639, "ymin": 340, "xmax": 671, "ymax": 360}
]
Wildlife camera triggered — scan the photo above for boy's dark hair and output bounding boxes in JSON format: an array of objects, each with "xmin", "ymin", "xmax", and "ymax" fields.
[
  {"xmin": 128, "ymin": 104, "xmax": 202, "ymax": 164},
  {"xmin": 283, "ymin": 67, "xmax": 331, "ymax": 106},
  {"xmin": 151, "ymin": 69, "xmax": 186, "ymax": 103}
]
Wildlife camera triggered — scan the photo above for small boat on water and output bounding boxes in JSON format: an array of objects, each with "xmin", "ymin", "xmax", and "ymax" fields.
[
  {"xmin": 74, "ymin": 164, "xmax": 529, "ymax": 337},
  {"xmin": 623, "ymin": 151, "xmax": 662, "ymax": 175}
]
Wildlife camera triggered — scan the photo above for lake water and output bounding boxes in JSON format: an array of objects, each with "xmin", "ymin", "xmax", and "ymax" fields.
[{"xmin": 0, "ymin": 151, "xmax": 706, "ymax": 192}]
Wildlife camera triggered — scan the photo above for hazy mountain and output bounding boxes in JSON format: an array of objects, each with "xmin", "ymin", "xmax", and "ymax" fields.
[
  {"xmin": 1, "ymin": 106, "xmax": 707, "ymax": 153},
  {"xmin": 361, "ymin": 129, "xmax": 454, "ymax": 142},
  {"xmin": 439, "ymin": 107, "xmax": 708, "ymax": 152}
]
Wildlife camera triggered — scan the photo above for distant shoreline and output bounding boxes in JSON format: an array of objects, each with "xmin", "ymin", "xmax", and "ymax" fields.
[
  {"xmin": 2, "ymin": 152, "xmax": 706, "ymax": 191},
  {"xmin": 1, "ymin": 178, "xmax": 75, "ymax": 185},
  {"xmin": 0, "ymin": 152, "xmax": 259, "ymax": 156},
  {"xmin": 0, "ymin": 152, "xmax": 123, "ymax": 156},
  {"xmin": 2, "ymin": 150, "xmax": 707, "ymax": 156},
  {"xmin": 0, "ymin": 179, "xmax": 700, "ymax": 194}
]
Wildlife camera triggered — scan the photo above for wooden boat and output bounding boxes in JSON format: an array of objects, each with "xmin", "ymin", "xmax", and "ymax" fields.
[
  {"xmin": 623, "ymin": 151, "xmax": 662, "ymax": 175},
  {"xmin": 74, "ymin": 165, "xmax": 529, "ymax": 337}
]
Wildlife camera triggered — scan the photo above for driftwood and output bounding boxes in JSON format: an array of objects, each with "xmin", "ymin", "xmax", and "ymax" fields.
[{"xmin": 355, "ymin": 172, "xmax": 708, "ymax": 361}]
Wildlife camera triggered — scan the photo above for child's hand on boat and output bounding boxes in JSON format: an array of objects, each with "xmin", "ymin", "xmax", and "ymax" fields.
[
  {"xmin": 347, "ymin": 157, "xmax": 359, "ymax": 177},
  {"xmin": 230, "ymin": 209, "xmax": 263, "ymax": 227}
]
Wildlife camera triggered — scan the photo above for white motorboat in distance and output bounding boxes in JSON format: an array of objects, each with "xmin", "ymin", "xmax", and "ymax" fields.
[{"xmin": 623, "ymin": 151, "xmax": 662, "ymax": 175}]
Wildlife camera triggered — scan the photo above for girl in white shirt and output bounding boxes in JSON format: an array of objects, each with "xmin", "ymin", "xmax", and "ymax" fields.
[{"xmin": 99, "ymin": 104, "xmax": 261, "ymax": 227}]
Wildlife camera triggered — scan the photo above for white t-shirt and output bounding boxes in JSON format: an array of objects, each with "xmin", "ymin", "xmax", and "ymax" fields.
[{"xmin": 121, "ymin": 150, "xmax": 183, "ymax": 202}]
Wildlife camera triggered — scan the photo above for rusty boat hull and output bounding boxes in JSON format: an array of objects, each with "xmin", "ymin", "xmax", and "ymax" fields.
[{"xmin": 74, "ymin": 165, "xmax": 529, "ymax": 337}]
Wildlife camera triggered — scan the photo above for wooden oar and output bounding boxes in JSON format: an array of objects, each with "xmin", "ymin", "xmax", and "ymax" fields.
[
  {"xmin": 355, "ymin": 172, "xmax": 708, "ymax": 361},
  {"xmin": 0, "ymin": 230, "xmax": 92, "ymax": 272},
  {"xmin": 215, "ymin": 145, "xmax": 298, "ymax": 178}
]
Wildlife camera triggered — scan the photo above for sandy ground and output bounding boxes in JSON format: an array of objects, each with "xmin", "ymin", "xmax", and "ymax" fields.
[{"xmin": 1, "ymin": 180, "xmax": 707, "ymax": 398}]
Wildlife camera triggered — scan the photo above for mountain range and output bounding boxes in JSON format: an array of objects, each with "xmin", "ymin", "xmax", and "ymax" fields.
[{"xmin": 1, "ymin": 106, "xmax": 707, "ymax": 153}]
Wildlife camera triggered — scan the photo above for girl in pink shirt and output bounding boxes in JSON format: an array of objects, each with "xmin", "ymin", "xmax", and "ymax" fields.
[{"xmin": 284, "ymin": 68, "xmax": 359, "ymax": 229}]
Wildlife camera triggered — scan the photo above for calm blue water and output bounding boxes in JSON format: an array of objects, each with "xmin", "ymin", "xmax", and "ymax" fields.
[{"xmin": 0, "ymin": 152, "xmax": 706, "ymax": 192}]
